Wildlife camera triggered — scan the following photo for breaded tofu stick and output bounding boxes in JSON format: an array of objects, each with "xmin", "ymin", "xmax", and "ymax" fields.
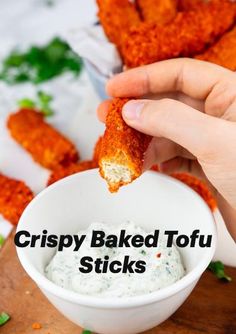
[
  {"xmin": 151, "ymin": 164, "xmax": 160, "ymax": 172},
  {"xmin": 47, "ymin": 161, "xmax": 97, "ymax": 186},
  {"xmin": 97, "ymin": 0, "xmax": 141, "ymax": 46},
  {"xmin": 137, "ymin": 0, "xmax": 177, "ymax": 25},
  {"xmin": 93, "ymin": 136, "xmax": 103, "ymax": 164},
  {"xmin": 195, "ymin": 26, "xmax": 236, "ymax": 71},
  {"xmin": 7, "ymin": 108, "xmax": 79, "ymax": 170},
  {"xmin": 0, "ymin": 173, "xmax": 34, "ymax": 225},
  {"xmin": 120, "ymin": 0, "xmax": 236, "ymax": 67},
  {"xmin": 99, "ymin": 98, "xmax": 151, "ymax": 192},
  {"xmin": 178, "ymin": 0, "xmax": 205, "ymax": 11},
  {"xmin": 171, "ymin": 173, "xmax": 217, "ymax": 211}
]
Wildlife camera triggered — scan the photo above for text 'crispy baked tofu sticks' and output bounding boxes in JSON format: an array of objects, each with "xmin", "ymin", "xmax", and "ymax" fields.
[
  {"xmin": 0, "ymin": 173, "xmax": 34, "ymax": 225},
  {"xmin": 7, "ymin": 108, "xmax": 79, "ymax": 170},
  {"xmin": 99, "ymin": 98, "xmax": 151, "ymax": 193}
]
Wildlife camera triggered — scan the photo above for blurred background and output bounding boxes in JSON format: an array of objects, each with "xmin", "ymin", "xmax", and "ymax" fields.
[{"xmin": 0, "ymin": 0, "xmax": 105, "ymax": 238}]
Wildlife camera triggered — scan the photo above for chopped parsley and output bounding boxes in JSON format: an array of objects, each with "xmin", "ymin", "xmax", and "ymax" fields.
[
  {"xmin": 208, "ymin": 261, "xmax": 232, "ymax": 282},
  {"xmin": 0, "ymin": 312, "xmax": 10, "ymax": 326},
  {"xmin": 45, "ymin": 0, "xmax": 55, "ymax": 6},
  {"xmin": 17, "ymin": 91, "xmax": 54, "ymax": 117},
  {"xmin": 0, "ymin": 234, "xmax": 4, "ymax": 247},
  {"xmin": 0, "ymin": 37, "xmax": 82, "ymax": 84},
  {"xmin": 82, "ymin": 330, "xmax": 92, "ymax": 334}
]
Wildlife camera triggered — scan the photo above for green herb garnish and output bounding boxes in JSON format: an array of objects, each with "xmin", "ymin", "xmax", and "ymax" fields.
[
  {"xmin": 17, "ymin": 98, "xmax": 36, "ymax": 109},
  {"xmin": 45, "ymin": 0, "xmax": 55, "ymax": 6},
  {"xmin": 0, "ymin": 235, "xmax": 4, "ymax": 247},
  {"xmin": 37, "ymin": 91, "xmax": 54, "ymax": 117},
  {"xmin": 0, "ymin": 312, "xmax": 10, "ymax": 326},
  {"xmin": 82, "ymin": 330, "xmax": 92, "ymax": 334},
  {"xmin": 208, "ymin": 261, "xmax": 232, "ymax": 282},
  {"xmin": 17, "ymin": 91, "xmax": 54, "ymax": 117},
  {"xmin": 0, "ymin": 37, "xmax": 82, "ymax": 84}
]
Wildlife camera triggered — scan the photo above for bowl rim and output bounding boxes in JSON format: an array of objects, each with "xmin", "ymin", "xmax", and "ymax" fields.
[{"xmin": 16, "ymin": 170, "xmax": 217, "ymax": 309}]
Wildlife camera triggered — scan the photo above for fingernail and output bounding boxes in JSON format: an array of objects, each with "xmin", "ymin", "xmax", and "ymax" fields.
[{"xmin": 123, "ymin": 101, "xmax": 144, "ymax": 120}]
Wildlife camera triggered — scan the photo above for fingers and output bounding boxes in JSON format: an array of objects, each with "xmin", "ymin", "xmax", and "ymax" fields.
[
  {"xmin": 122, "ymin": 98, "xmax": 228, "ymax": 159},
  {"xmin": 106, "ymin": 58, "xmax": 233, "ymax": 101},
  {"xmin": 160, "ymin": 157, "xmax": 203, "ymax": 177},
  {"xmin": 143, "ymin": 137, "xmax": 194, "ymax": 170},
  {"xmin": 97, "ymin": 100, "xmax": 111, "ymax": 122},
  {"xmin": 144, "ymin": 91, "xmax": 205, "ymax": 112}
]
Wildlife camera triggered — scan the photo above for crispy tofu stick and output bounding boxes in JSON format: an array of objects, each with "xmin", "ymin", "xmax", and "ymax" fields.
[
  {"xmin": 93, "ymin": 136, "xmax": 103, "ymax": 164},
  {"xmin": 7, "ymin": 108, "xmax": 79, "ymax": 170},
  {"xmin": 99, "ymin": 98, "xmax": 151, "ymax": 192},
  {"xmin": 47, "ymin": 161, "xmax": 97, "ymax": 186},
  {"xmin": 48, "ymin": 136, "xmax": 104, "ymax": 185},
  {"xmin": 195, "ymin": 26, "xmax": 236, "ymax": 71},
  {"xmin": 137, "ymin": 0, "xmax": 177, "ymax": 25},
  {"xmin": 0, "ymin": 173, "xmax": 34, "ymax": 225},
  {"xmin": 171, "ymin": 173, "xmax": 217, "ymax": 211},
  {"xmin": 178, "ymin": 0, "xmax": 206, "ymax": 11},
  {"xmin": 120, "ymin": 0, "xmax": 236, "ymax": 67},
  {"xmin": 97, "ymin": 0, "xmax": 141, "ymax": 46}
]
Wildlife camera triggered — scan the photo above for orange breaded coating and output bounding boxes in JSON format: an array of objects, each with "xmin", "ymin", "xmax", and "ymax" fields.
[
  {"xmin": 93, "ymin": 136, "xmax": 103, "ymax": 164},
  {"xmin": 99, "ymin": 98, "xmax": 151, "ymax": 192},
  {"xmin": 195, "ymin": 26, "xmax": 236, "ymax": 71},
  {"xmin": 120, "ymin": 0, "xmax": 236, "ymax": 67},
  {"xmin": 178, "ymin": 0, "xmax": 206, "ymax": 11},
  {"xmin": 47, "ymin": 161, "xmax": 97, "ymax": 186},
  {"xmin": 151, "ymin": 164, "xmax": 160, "ymax": 172},
  {"xmin": 171, "ymin": 173, "xmax": 217, "ymax": 211},
  {"xmin": 7, "ymin": 108, "xmax": 79, "ymax": 170},
  {"xmin": 97, "ymin": 0, "xmax": 141, "ymax": 46},
  {"xmin": 0, "ymin": 173, "xmax": 34, "ymax": 225},
  {"xmin": 137, "ymin": 0, "xmax": 177, "ymax": 25}
]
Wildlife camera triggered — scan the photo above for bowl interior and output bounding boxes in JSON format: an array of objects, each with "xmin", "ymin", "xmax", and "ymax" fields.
[{"xmin": 17, "ymin": 170, "xmax": 216, "ymax": 297}]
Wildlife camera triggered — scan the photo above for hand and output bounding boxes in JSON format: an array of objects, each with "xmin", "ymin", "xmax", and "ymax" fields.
[{"xmin": 97, "ymin": 58, "xmax": 236, "ymax": 240}]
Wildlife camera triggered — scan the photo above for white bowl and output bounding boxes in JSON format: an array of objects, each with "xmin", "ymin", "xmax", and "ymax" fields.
[{"xmin": 16, "ymin": 170, "xmax": 216, "ymax": 334}]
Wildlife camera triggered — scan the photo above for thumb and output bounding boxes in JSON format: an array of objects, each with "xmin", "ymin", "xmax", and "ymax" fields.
[{"xmin": 122, "ymin": 99, "xmax": 226, "ymax": 160}]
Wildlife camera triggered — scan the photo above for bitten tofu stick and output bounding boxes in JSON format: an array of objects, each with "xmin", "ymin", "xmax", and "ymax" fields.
[
  {"xmin": 99, "ymin": 98, "xmax": 151, "ymax": 192},
  {"xmin": 7, "ymin": 108, "xmax": 79, "ymax": 170},
  {"xmin": 137, "ymin": 0, "xmax": 177, "ymax": 25},
  {"xmin": 47, "ymin": 161, "xmax": 97, "ymax": 186},
  {"xmin": 195, "ymin": 26, "xmax": 236, "ymax": 71},
  {"xmin": 0, "ymin": 173, "xmax": 34, "ymax": 225}
]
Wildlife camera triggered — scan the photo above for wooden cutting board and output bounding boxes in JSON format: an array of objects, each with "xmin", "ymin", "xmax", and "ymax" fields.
[{"xmin": 1, "ymin": 232, "xmax": 236, "ymax": 334}]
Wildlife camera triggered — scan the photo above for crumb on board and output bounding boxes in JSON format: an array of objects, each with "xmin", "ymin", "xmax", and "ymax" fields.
[{"xmin": 32, "ymin": 322, "xmax": 42, "ymax": 329}]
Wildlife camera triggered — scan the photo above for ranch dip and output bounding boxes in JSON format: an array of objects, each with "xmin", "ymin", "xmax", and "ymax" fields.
[{"xmin": 45, "ymin": 222, "xmax": 185, "ymax": 298}]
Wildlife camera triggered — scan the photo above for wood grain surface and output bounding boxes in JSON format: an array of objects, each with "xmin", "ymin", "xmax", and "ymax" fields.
[{"xmin": 1, "ymin": 233, "xmax": 236, "ymax": 334}]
